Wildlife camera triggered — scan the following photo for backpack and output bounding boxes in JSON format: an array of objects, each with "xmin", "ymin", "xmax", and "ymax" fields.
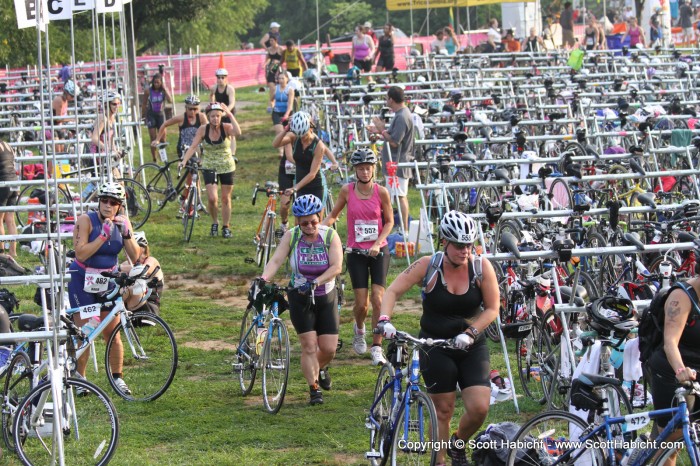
[
  {"xmin": 0, "ymin": 288, "xmax": 19, "ymax": 314},
  {"xmin": 421, "ymin": 251, "xmax": 483, "ymax": 296},
  {"xmin": 471, "ymin": 422, "xmax": 534, "ymax": 465},
  {"xmin": 638, "ymin": 281, "xmax": 700, "ymax": 364}
]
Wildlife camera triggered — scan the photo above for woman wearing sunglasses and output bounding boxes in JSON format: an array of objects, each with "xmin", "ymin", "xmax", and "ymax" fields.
[
  {"xmin": 377, "ymin": 210, "xmax": 499, "ymax": 466},
  {"xmin": 68, "ymin": 181, "xmax": 141, "ymax": 395},
  {"xmin": 257, "ymin": 195, "xmax": 343, "ymax": 406},
  {"xmin": 152, "ymin": 94, "xmax": 207, "ymax": 161}
]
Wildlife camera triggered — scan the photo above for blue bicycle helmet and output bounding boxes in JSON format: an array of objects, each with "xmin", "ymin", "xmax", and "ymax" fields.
[{"xmin": 292, "ymin": 194, "xmax": 323, "ymax": 217}]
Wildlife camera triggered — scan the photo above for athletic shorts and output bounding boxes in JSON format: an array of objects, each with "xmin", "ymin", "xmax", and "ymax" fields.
[
  {"xmin": 562, "ymin": 29, "xmax": 576, "ymax": 47},
  {"xmin": 272, "ymin": 111, "xmax": 286, "ymax": 126},
  {"xmin": 278, "ymin": 159, "xmax": 295, "ymax": 190},
  {"xmin": 648, "ymin": 350, "xmax": 700, "ymax": 427},
  {"xmin": 266, "ymin": 71, "xmax": 278, "ymax": 84},
  {"xmin": 353, "ymin": 59, "xmax": 372, "ymax": 73},
  {"xmin": 0, "ymin": 187, "xmax": 18, "ymax": 207},
  {"xmin": 346, "ymin": 245, "xmax": 390, "ymax": 288},
  {"xmin": 287, "ymin": 68, "xmax": 301, "ymax": 77},
  {"xmin": 377, "ymin": 55, "xmax": 394, "ymax": 70},
  {"xmin": 202, "ymin": 170, "xmax": 235, "ymax": 186},
  {"xmin": 288, "ymin": 288, "xmax": 338, "ymax": 335},
  {"xmin": 386, "ymin": 176, "xmax": 408, "ymax": 197},
  {"xmin": 420, "ymin": 338, "xmax": 490, "ymax": 394},
  {"xmin": 297, "ymin": 184, "xmax": 325, "ymax": 204},
  {"xmin": 146, "ymin": 112, "xmax": 165, "ymax": 130}
]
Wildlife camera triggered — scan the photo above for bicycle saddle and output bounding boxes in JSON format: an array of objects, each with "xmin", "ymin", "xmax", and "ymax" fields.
[
  {"xmin": 547, "ymin": 112, "xmax": 564, "ymax": 121},
  {"xmin": 579, "ymin": 373, "xmax": 623, "ymax": 387},
  {"xmin": 452, "ymin": 132, "xmax": 468, "ymax": 143},
  {"xmin": 460, "ymin": 152, "xmax": 476, "ymax": 163},
  {"xmin": 629, "ymin": 158, "xmax": 646, "ymax": 176},
  {"xmin": 18, "ymin": 314, "xmax": 45, "ymax": 331},
  {"xmin": 558, "ymin": 286, "xmax": 586, "ymax": 307},
  {"xmin": 636, "ymin": 192, "xmax": 656, "ymax": 209},
  {"xmin": 499, "ymin": 231, "xmax": 521, "ymax": 259},
  {"xmin": 264, "ymin": 181, "xmax": 279, "ymax": 191},
  {"xmin": 622, "ymin": 232, "xmax": 646, "ymax": 251},
  {"xmin": 492, "ymin": 168, "xmax": 511, "ymax": 184},
  {"xmin": 538, "ymin": 166, "xmax": 553, "ymax": 179},
  {"xmin": 565, "ymin": 163, "xmax": 582, "ymax": 179}
]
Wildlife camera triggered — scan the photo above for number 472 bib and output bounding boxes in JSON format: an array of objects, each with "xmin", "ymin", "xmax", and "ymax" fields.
[
  {"xmin": 355, "ymin": 219, "xmax": 379, "ymax": 243},
  {"xmin": 84, "ymin": 267, "xmax": 112, "ymax": 293}
]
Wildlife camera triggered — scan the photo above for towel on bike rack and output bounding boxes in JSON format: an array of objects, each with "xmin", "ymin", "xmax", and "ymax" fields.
[
  {"xmin": 569, "ymin": 341, "xmax": 602, "ymax": 424},
  {"xmin": 622, "ymin": 337, "xmax": 642, "ymax": 382},
  {"xmin": 670, "ymin": 129, "xmax": 693, "ymax": 167}
]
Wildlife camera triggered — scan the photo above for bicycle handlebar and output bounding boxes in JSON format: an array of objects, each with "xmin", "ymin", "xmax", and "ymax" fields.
[
  {"xmin": 252, "ymin": 183, "xmax": 287, "ymax": 206},
  {"xmin": 345, "ymin": 247, "xmax": 384, "ymax": 257}
]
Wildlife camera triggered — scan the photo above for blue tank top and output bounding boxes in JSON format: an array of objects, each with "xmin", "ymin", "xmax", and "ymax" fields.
[
  {"xmin": 273, "ymin": 85, "xmax": 289, "ymax": 113},
  {"xmin": 83, "ymin": 211, "xmax": 123, "ymax": 269}
]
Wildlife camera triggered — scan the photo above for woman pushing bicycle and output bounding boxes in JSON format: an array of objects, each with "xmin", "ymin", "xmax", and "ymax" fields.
[
  {"xmin": 180, "ymin": 102, "xmax": 241, "ymax": 238},
  {"xmin": 68, "ymin": 181, "xmax": 141, "ymax": 395},
  {"xmin": 323, "ymin": 148, "xmax": 393, "ymax": 366},
  {"xmin": 377, "ymin": 211, "xmax": 500, "ymax": 466},
  {"xmin": 256, "ymin": 194, "xmax": 342, "ymax": 405}
]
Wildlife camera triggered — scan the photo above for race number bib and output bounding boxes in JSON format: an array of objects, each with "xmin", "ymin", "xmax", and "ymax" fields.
[
  {"xmin": 354, "ymin": 219, "xmax": 379, "ymax": 242},
  {"xmin": 78, "ymin": 303, "xmax": 101, "ymax": 319},
  {"xmin": 284, "ymin": 160, "xmax": 296, "ymax": 175},
  {"xmin": 586, "ymin": 37, "xmax": 594, "ymax": 46},
  {"xmin": 83, "ymin": 267, "xmax": 111, "ymax": 293}
]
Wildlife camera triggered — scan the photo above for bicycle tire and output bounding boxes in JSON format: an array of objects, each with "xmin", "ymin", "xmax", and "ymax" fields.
[
  {"xmin": 651, "ymin": 441, "xmax": 700, "ymax": 466},
  {"xmin": 255, "ymin": 216, "xmax": 270, "ymax": 267},
  {"xmin": 117, "ymin": 177, "xmax": 152, "ymax": 230},
  {"xmin": 2, "ymin": 351, "xmax": 33, "ymax": 452},
  {"xmin": 14, "ymin": 377, "xmax": 120, "ymax": 466},
  {"xmin": 370, "ymin": 363, "xmax": 396, "ymax": 466},
  {"xmin": 475, "ymin": 186, "xmax": 501, "ymax": 214},
  {"xmin": 451, "ymin": 169, "xmax": 472, "ymax": 213},
  {"xmin": 548, "ymin": 178, "xmax": 573, "ymax": 223},
  {"xmin": 15, "ymin": 184, "xmax": 72, "ymax": 228},
  {"xmin": 582, "ymin": 231, "xmax": 606, "ymax": 275},
  {"xmin": 598, "ymin": 254, "xmax": 631, "ymax": 296},
  {"xmin": 495, "ymin": 220, "xmax": 523, "ymax": 248},
  {"xmin": 516, "ymin": 322, "xmax": 547, "ymax": 405},
  {"xmin": 262, "ymin": 319, "xmax": 290, "ymax": 414},
  {"xmin": 237, "ymin": 307, "xmax": 258, "ymax": 395},
  {"xmin": 390, "ymin": 390, "xmax": 439, "ymax": 466},
  {"xmin": 505, "ymin": 410, "xmax": 605, "ymax": 466},
  {"xmin": 134, "ymin": 163, "xmax": 172, "ymax": 212},
  {"xmin": 538, "ymin": 309, "xmax": 569, "ymax": 410},
  {"xmin": 262, "ymin": 216, "xmax": 275, "ymax": 268},
  {"xmin": 183, "ymin": 185, "xmax": 197, "ymax": 242},
  {"xmin": 104, "ymin": 312, "xmax": 178, "ymax": 402}
]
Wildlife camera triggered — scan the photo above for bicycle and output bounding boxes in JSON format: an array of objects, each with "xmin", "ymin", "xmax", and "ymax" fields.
[
  {"xmin": 249, "ymin": 182, "xmax": 286, "ymax": 268},
  {"xmin": 504, "ymin": 378, "xmax": 700, "ymax": 466},
  {"xmin": 181, "ymin": 159, "xmax": 201, "ymax": 242},
  {"xmin": 365, "ymin": 329, "xmax": 453, "ymax": 466},
  {"xmin": 232, "ymin": 280, "xmax": 291, "ymax": 414}
]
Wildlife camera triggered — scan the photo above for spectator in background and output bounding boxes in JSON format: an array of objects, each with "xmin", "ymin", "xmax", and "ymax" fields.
[
  {"xmin": 0, "ymin": 139, "xmax": 18, "ymax": 258},
  {"xmin": 623, "ymin": 6, "xmax": 636, "ymax": 21},
  {"xmin": 486, "ymin": 18, "xmax": 503, "ymax": 52},
  {"xmin": 260, "ymin": 22, "xmax": 282, "ymax": 48},
  {"xmin": 502, "ymin": 29, "xmax": 521, "ymax": 51},
  {"xmin": 583, "ymin": 16, "xmax": 601, "ymax": 50},
  {"xmin": 443, "ymin": 26, "xmax": 460, "ymax": 54},
  {"xmin": 363, "ymin": 21, "xmax": 378, "ymax": 45},
  {"xmin": 560, "ymin": 2, "xmax": 576, "ymax": 48},
  {"xmin": 523, "ymin": 27, "xmax": 544, "ymax": 52},
  {"xmin": 621, "ymin": 17, "xmax": 646, "ymax": 48},
  {"xmin": 679, "ymin": 0, "xmax": 695, "ymax": 44},
  {"xmin": 431, "ymin": 29, "xmax": 447, "ymax": 53},
  {"xmin": 58, "ymin": 63, "xmax": 71, "ymax": 83},
  {"xmin": 375, "ymin": 23, "xmax": 396, "ymax": 72},
  {"xmin": 281, "ymin": 40, "xmax": 307, "ymax": 78},
  {"xmin": 351, "ymin": 25, "xmax": 376, "ymax": 73},
  {"xmin": 542, "ymin": 16, "xmax": 557, "ymax": 49},
  {"xmin": 264, "ymin": 37, "xmax": 284, "ymax": 95},
  {"xmin": 650, "ymin": 6, "xmax": 662, "ymax": 45}
]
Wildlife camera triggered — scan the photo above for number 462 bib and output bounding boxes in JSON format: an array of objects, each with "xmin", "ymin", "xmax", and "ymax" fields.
[
  {"xmin": 84, "ymin": 267, "xmax": 112, "ymax": 293},
  {"xmin": 354, "ymin": 219, "xmax": 379, "ymax": 243}
]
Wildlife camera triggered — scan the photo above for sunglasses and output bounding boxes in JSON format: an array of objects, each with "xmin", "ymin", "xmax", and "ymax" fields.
[
  {"xmin": 100, "ymin": 197, "xmax": 121, "ymax": 207},
  {"xmin": 217, "ymin": 76, "xmax": 226, "ymax": 80},
  {"xmin": 300, "ymin": 220, "xmax": 320, "ymax": 227},
  {"xmin": 450, "ymin": 241, "xmax": 472, "ymax": 250},
  {"xmin": 110, "ymin": 102, "xmax": 120, "ymax": 107},
  {"xmin": 186, "ymin": 107, "xmax": 199, "ymax": 111}
]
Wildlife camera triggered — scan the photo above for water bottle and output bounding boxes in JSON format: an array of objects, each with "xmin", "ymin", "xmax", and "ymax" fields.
[
  {"xmin": 255, "ymin": 326, "xmax": 268, "ymax": 355},
  {"xmin": 82, "ymin": 316, "xmax": 101, "ymax": 337},
  {"xmin": 469, "ymin": 188, "xmax": 477, "ymax": 207},
  {"xmin": 635, "ymin": 259, "xmax": 650, "ymax": 277}
]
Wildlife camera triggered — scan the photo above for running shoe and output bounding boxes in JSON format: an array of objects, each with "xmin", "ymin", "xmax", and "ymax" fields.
[
  {"xmin": 222, "ymin": 226, "xmax": 232, "ymax": 238},
  {"xmin": 210, "ymin": 223, "xmax": 219, "ymax": 237},
  {"xmin": 353, "ymin": 322, "xmax": 368, "ymax": 354},
  {"xmin": 319, "ymin": 367, "xmax": 332, "ymax": 390},
  {"xmin": 447, "ymin": 433, "xmax": 471, "ymax": 466},
  {"xmin": 309, "ymin": 385, "xmax": 324, "ymax": 405},
  {"xmin": 370, "ymin": 345, "xmax": 386, "ymax": 366},
  {"xmin": 114, "ymin": 377, "xmax": 132, "ymax": 395}
]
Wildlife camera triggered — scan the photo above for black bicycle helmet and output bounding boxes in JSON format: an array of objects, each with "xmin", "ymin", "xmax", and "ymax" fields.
[{"xmin": 587, "ymin": 296, "xmax": 638, "ymax": 338}]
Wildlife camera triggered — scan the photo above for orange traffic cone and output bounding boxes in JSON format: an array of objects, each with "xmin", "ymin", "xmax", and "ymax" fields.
[{"xmin": 218, "ymin": 53, "xmax": 225, "ymax": 70}]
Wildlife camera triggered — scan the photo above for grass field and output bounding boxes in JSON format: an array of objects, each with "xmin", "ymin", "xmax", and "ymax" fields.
[{"xmin": 4, "ymin": 86, "xmax": 546, "ymax": 465}]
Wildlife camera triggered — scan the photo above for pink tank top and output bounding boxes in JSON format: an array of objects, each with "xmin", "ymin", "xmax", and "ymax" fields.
[
  {"xmin": 347, "ymin": 183, "xmax": 387, "ymax": 249},
  {"xmin": 629, "ymin": 27, "xmax": 641, "ymax": 46}
]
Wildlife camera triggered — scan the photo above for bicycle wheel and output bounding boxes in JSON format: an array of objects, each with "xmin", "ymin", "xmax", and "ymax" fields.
[
  {"xmin": 475, "ymin": 186, "xmax": 501, "ymax": 214},
  {"xmin": 237, "ymin": 307, "xmax": 258, "ymax": 395},
  {"xmin": 391, "ymin": 390, "xmax": 438, "ymax": 466},
  {"xmin": 505, "ymin": 410, "xmax": 605, "ymax": 466},
  {"xmin": 370, "ymin": 364, "xmax": 395, "ymax": 466},
  {"xmin": 597, "ymin": 254, "xmax": 631, "ymax": 296},
  {"xmin": 134, "ymin": 163, "xmax": 172, "ymax": 212},
  {"xmin": 14, "ymin": 377, "xmax": 119, "ymax": 466},
  {"xmin": 582, "ymin": 231, "xmax": 606, "ymax": 274},
  {"xmin": 117, "ymin": 177, "xmax": 151, "ymax": 230},
  {"xmin": 15, "ymin": 184, "xmax": 73, "ymax": 228},
  {"xmin": 538, "ymin": 310, "xmax": 569, "ymax": 410},
  {"xmin": 258, "ymin": 216, "xmax": 275, "ymax": 268},
  {"xmin": 516, "ymin": 322, "xmax": 547, "ymax": 405},
  {"xmin": 183, "ymin": 185, "xmax": 198, "ymax": 242},
  {"xmin": 548, "ymin": 178, "xmax": 573, "ymax": 224},
  {"xmin": 2, "ymin": 351, "xmax": 33, "ymax": 452},
  {"xmin": 255, "ymin": 216, "xmax": 270, "ymax": 267},
  {"xmin": 104, "ymin": 312, "xmax": 178, "ymax": 402},
  {"xmin": 261, "ymin": 319, "xmax": 290, "ymax": 414},
  {"xmin": 652, "ymin": 442, "xmax": 700, "ymax": 466}
]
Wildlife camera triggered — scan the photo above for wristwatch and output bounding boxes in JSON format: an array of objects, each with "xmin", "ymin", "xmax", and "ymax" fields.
[{"xmin": 466, "ymin": 326, "xmax": 479, "ymax": 338}]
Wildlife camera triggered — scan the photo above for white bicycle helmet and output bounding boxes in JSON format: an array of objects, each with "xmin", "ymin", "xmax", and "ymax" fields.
[
  {"xmin": 350, "ymin": 148, "xmax": 377, "ymax": 166},
  {"xmin": 440, "ymin": 210, "xmax": 477, "ymax": 243},
  {"xmin": 289, "ymin": 111, "xmax": 312, "ymax": 136},
  {"xmin": 63, "ymin": 80, "xmax": 78, "ymax": 97},
  {"xmin": 292, "ymin": 194, "xmax": 323, "ymax": 217},
  {"xmin": 215, "ymin": 68, "xmax": 228, "ymax": 77},
  {"xmin": 133, "ymin": 231, "xmax": 148, "ymax": 248},
  {"xmin": 184, "ymin": 94, "xmax": 200, "ymax": 106},
  {"xmin": 205, "ymin": 102, "xmax": 224, "ymax": 114},
  {"xmin": 97, "ymin": 181, "xmax": 126, "ymax": 203},
  {"xmin": 123, "ymin": 279, "xmax": 151, "ymax": 311},
  {"xmin": 104, "ymin": 91, "xmax": 122, "ymax": 104}
]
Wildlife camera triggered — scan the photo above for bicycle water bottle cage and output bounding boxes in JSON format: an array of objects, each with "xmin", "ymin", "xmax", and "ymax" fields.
[
  {"xmin": 498, "ymin": 231, "xmax": 521, "ymax": 259},
  {"xmin": 636, "ymin": 192, "xmax": 656, "ymax": 209},
  {"xmin": 622, "ymin": 232, "xmax": 645, "ymax": 251},
  {"xmin": 553, "ymin": 239, "xmax": 575, "ymax": 262}
]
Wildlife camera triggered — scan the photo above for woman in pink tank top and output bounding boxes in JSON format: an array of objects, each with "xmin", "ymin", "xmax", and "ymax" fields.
[{"xmin": 323, "ymin": 149, "xmax": 394, "ymax": 365}]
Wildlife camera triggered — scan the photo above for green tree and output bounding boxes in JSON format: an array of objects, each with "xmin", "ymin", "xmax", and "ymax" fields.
[{"xmin": 327, "ymin": 1, "xmax": 372, "ymax": 37}]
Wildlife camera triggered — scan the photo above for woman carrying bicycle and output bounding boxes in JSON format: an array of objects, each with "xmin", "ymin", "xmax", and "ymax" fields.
[
  {"xmin": 258, "ymin": 194, "xmax": 343, "ymax": 406},
  {"xmin": 323, "ymin": 148, "xmax": 393, "ymax": 366},
  {"xmin": 377, "ymin": 211, "xmax": 499, "ymax": 466},
  {"xmin": 273, "ymin": 111, "xmax": 328, "ymax": 210},
  {"xmin": 153, "ymin": 94, "xmax": 207, "ymax": 160},
  {"xmin": 270, "ymin": 73, "xmax": 295, "ymax": 235},
  {"xmin": 68, "ymin": 181, "xmax": 141, "ymax": 395},
  {"xmin": 180, "ymin": 102, "xmax": 241, "ymax": 238}
]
